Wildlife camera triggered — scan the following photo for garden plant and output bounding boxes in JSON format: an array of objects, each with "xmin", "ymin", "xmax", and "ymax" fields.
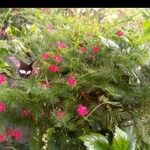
[{"xmin": 0, "ymin": 8, "xmax": 150, "ymax": 150}]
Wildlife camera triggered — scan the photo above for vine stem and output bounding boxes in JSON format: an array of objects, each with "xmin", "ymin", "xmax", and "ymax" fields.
[{"xmin": 85, "ymin": 102, "xmax": 104, "ymax": 118}]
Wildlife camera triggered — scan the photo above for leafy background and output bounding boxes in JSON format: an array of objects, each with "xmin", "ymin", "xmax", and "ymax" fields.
[{"xmin": 0, "ymin": 8, "xmax": 150, "ymax": 150}]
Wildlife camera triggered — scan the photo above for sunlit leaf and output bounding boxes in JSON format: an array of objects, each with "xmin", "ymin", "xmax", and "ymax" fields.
[
  {"xmin": 80, "ymin": 133, "xmax": 109, "ymax": 150},
  {"xmin": 100, "ymin": 36, "xmax": 119, "ymax": 49},
  {"xmin": 111, "ymin": 126, "xmax": 130, "ymax": 150}
]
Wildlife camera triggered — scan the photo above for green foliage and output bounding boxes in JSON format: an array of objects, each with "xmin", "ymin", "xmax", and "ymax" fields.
[
  {"xmin": 80, "ymin": 133, "xmax": 109, "ymax": 150},
  {"xmin": 111, "ymin": 127, "xmax": 130, "ymax": 150},
  {"xmin": 0, "ymin": 8, "xmax": 150, "ymax": 149},
  {"xmin": 80, "ymin": 126, "xmax": 134, "ymax": 150}
]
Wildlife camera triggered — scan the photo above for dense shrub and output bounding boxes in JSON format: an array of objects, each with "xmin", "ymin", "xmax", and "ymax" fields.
[{"xmin": 0, "ymin": 8, "xmax": 150, "ymax": 149}]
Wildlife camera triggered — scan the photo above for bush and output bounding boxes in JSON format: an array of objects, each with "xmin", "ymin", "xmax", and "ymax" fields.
[{"xmin": 0, "ymin": 8, "xmax": 150, "ymax": 149}]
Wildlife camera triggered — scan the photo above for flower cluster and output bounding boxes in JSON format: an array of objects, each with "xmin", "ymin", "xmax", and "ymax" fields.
[
  {"xmin": 0, "ymin": 101, "xmax": 6, "ymax": 112},
  {"xmin": 48, "ymin": 65, "xmax": 60, "ymax": 73},
  {"xmin": 53, "ymin": 55, "xmax": 63, "ymax": 63},
  {"xmin": 92, "ymin": 45, "xmax": 101, "ymax": 53},
  {"xmin": 42, "ymin": 53, "xmax": 49, "ymax": 59},
  {"xmin": 0, "ymin": 101, "xmax": 24, "ymax": 142},
  {"xmin": 116, "ymin": 30, "xmax": 124, "ymax": 37},
  {"xmin": 0, "ymin": 134, "xmax": 5, "ymax": 142},
  {"xmin": 55, "ymin": 111, "xmax": 65, "ymax": 119},
  {"xmin": 0, "ymin": 74, "xmax": 6, "ymax": 85},
  {"xmin": 0, "ymin": 129, "xmax": 22, "ymax": 143},
  {"xmin": 7, "ymin": 128, "xmax": 22, "ymax": 140},
  {"xmin": 76, "ymin": 105, "xmax": 89, "ymax": 117},
  {"xmin": 56, "ymin": 41, "xmax": 67, "ymax": 49},
  {"xmin": 67, "ymin": 76, "xmax": 77, "ymax": 86},
  {"xmin": 43, "ymin": 53, "xmax": 63, "ymax": 63},
  {"xmin": 79, "ymin": 46, "xmax": 87, "ymax": 53},
  {"xmin": 79, "ymin": 45, "xmax": 101, "ymax": 54},
  {"xmin": 20, "ymin": 108, "xmax": 31, "ymax": 117}
]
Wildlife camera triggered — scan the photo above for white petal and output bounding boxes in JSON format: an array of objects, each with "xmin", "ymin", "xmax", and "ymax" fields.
[
  {"xmin": 19, "ymin": 70, "xmax": 26, "ymax": 74},
  {"xmin": 26, "ymin": 70, "xmax": 31, "ymax": 75}
]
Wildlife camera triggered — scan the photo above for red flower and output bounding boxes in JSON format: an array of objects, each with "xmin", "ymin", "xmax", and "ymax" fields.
[
  {"xmin": 6, "ymin": 128, "xmax": 13, "ymax": 137},
  {"xmin": 53, "ymin": 55, "xmax": 63, "ymax": 63},
  {"xmin": 42, "ymin": 53, "xmax": 49, "ymax": 59},
  {"xmin": 92, "ymin": 46, "xmax": 101, "ymax": 53},
  {"xmin": 115, "ymin": 30, "xmax": 124, "ymax": 37},
  {"xmin": 0, "ymin": 102, "xmax": 6, "ymax": 112},
  {"xmin": 6, "ymin": 128, "xmax": 22, "ymax": 140},
  {"xmin": 79, "ymin": 46, "xmax": 87, "ymax": 53},
  {"xmin": 76, "ymin": 105, "xmax": 89, "ymax": 117},
  {"xmin": 0, "ymin": 134, "xmax": 5, "ymax": 142},
  {"xmin": 0, "ymin": 74, "xmax": 7, "ymax": 85},
  {"xmin": 12, "ymin": 129, "xmax": 22, "ymax": 140},
  {"xmin": 66, "ymin": 76, "xmax": 77, "ymax": 86},
  {"xmin": 48, "ymin": 65, "xmax": 60, "ymax": 73},
  {"xmin": 0, "ymin": 30, "xmax": 7, "ymax": 37},
  {"xmin": 56, "ymin": 41, "xmax": 67, "ymax": 49},
  {"xmin": 20, "ymin": 108, "xmax": 30, "ymax": 117},
  {"xmin": 55, "ymin": 111, "xmax": 65, "ymax": 119}
]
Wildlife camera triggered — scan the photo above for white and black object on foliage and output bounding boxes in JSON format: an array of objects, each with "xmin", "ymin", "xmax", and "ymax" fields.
[{"xmin": 7, "ymin": 56, "xmax": 39, "ymax": 79}]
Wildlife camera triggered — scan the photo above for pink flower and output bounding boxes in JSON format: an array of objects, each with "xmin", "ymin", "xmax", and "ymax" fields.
[
  {"xmin": 55, "ymin": 111, "xmax": 65, "ymax": 119},
  {"xmin": 6, "ymin": 128, "xmax": 13, "ymax": 137},
  {"xmin": 92, "ymin": 46, "xmax": 101, "ymax": 53},
  {"xmin": 12, "ymin": 129, "xmax": 22, "ymax": 140},
  {"xmin": 0, "ymin": 74, "xmax": 6, "ymax": 85},
  {"xmin": 66, "ymin": 76, "xmax": 77, "ymax": 86},
  {"xmin": 0, "ymin": 134, "xmax": 5, "ymax": 142},
  {"xmin": 48, "ymin": 65, "xmax": 60, "ymax": 73},
  {"xmin": 6, "ymin": 128, "xmax": 22, "ymax": 140},
  {"xmin": 42, "ymin": 53, "xmax": 49, "ymax": 59},
  {"xmin": 115, "ymin": 30, "xmax": 124, "ymax": 37},
  {"xmin": 53, "ymin": 55, "xmax": 63, "ymax": 63},
  {"xmin": 79, "ymin": 46, "xmax": 87, "ymax": 53},
  {"xmin": 20, "ymin": 108, "xmax": 30, "ymax": 117},
  {"xmin": 56, "ymin": 41, "xmax": 67, "ymax": 49},
  {"xmin": 76, "ymin": 105, "xmax": 89, "ymax": 117},
  {"xmin": 0, "ymin": 102, "xmax": 6, "ymax": 112}
]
